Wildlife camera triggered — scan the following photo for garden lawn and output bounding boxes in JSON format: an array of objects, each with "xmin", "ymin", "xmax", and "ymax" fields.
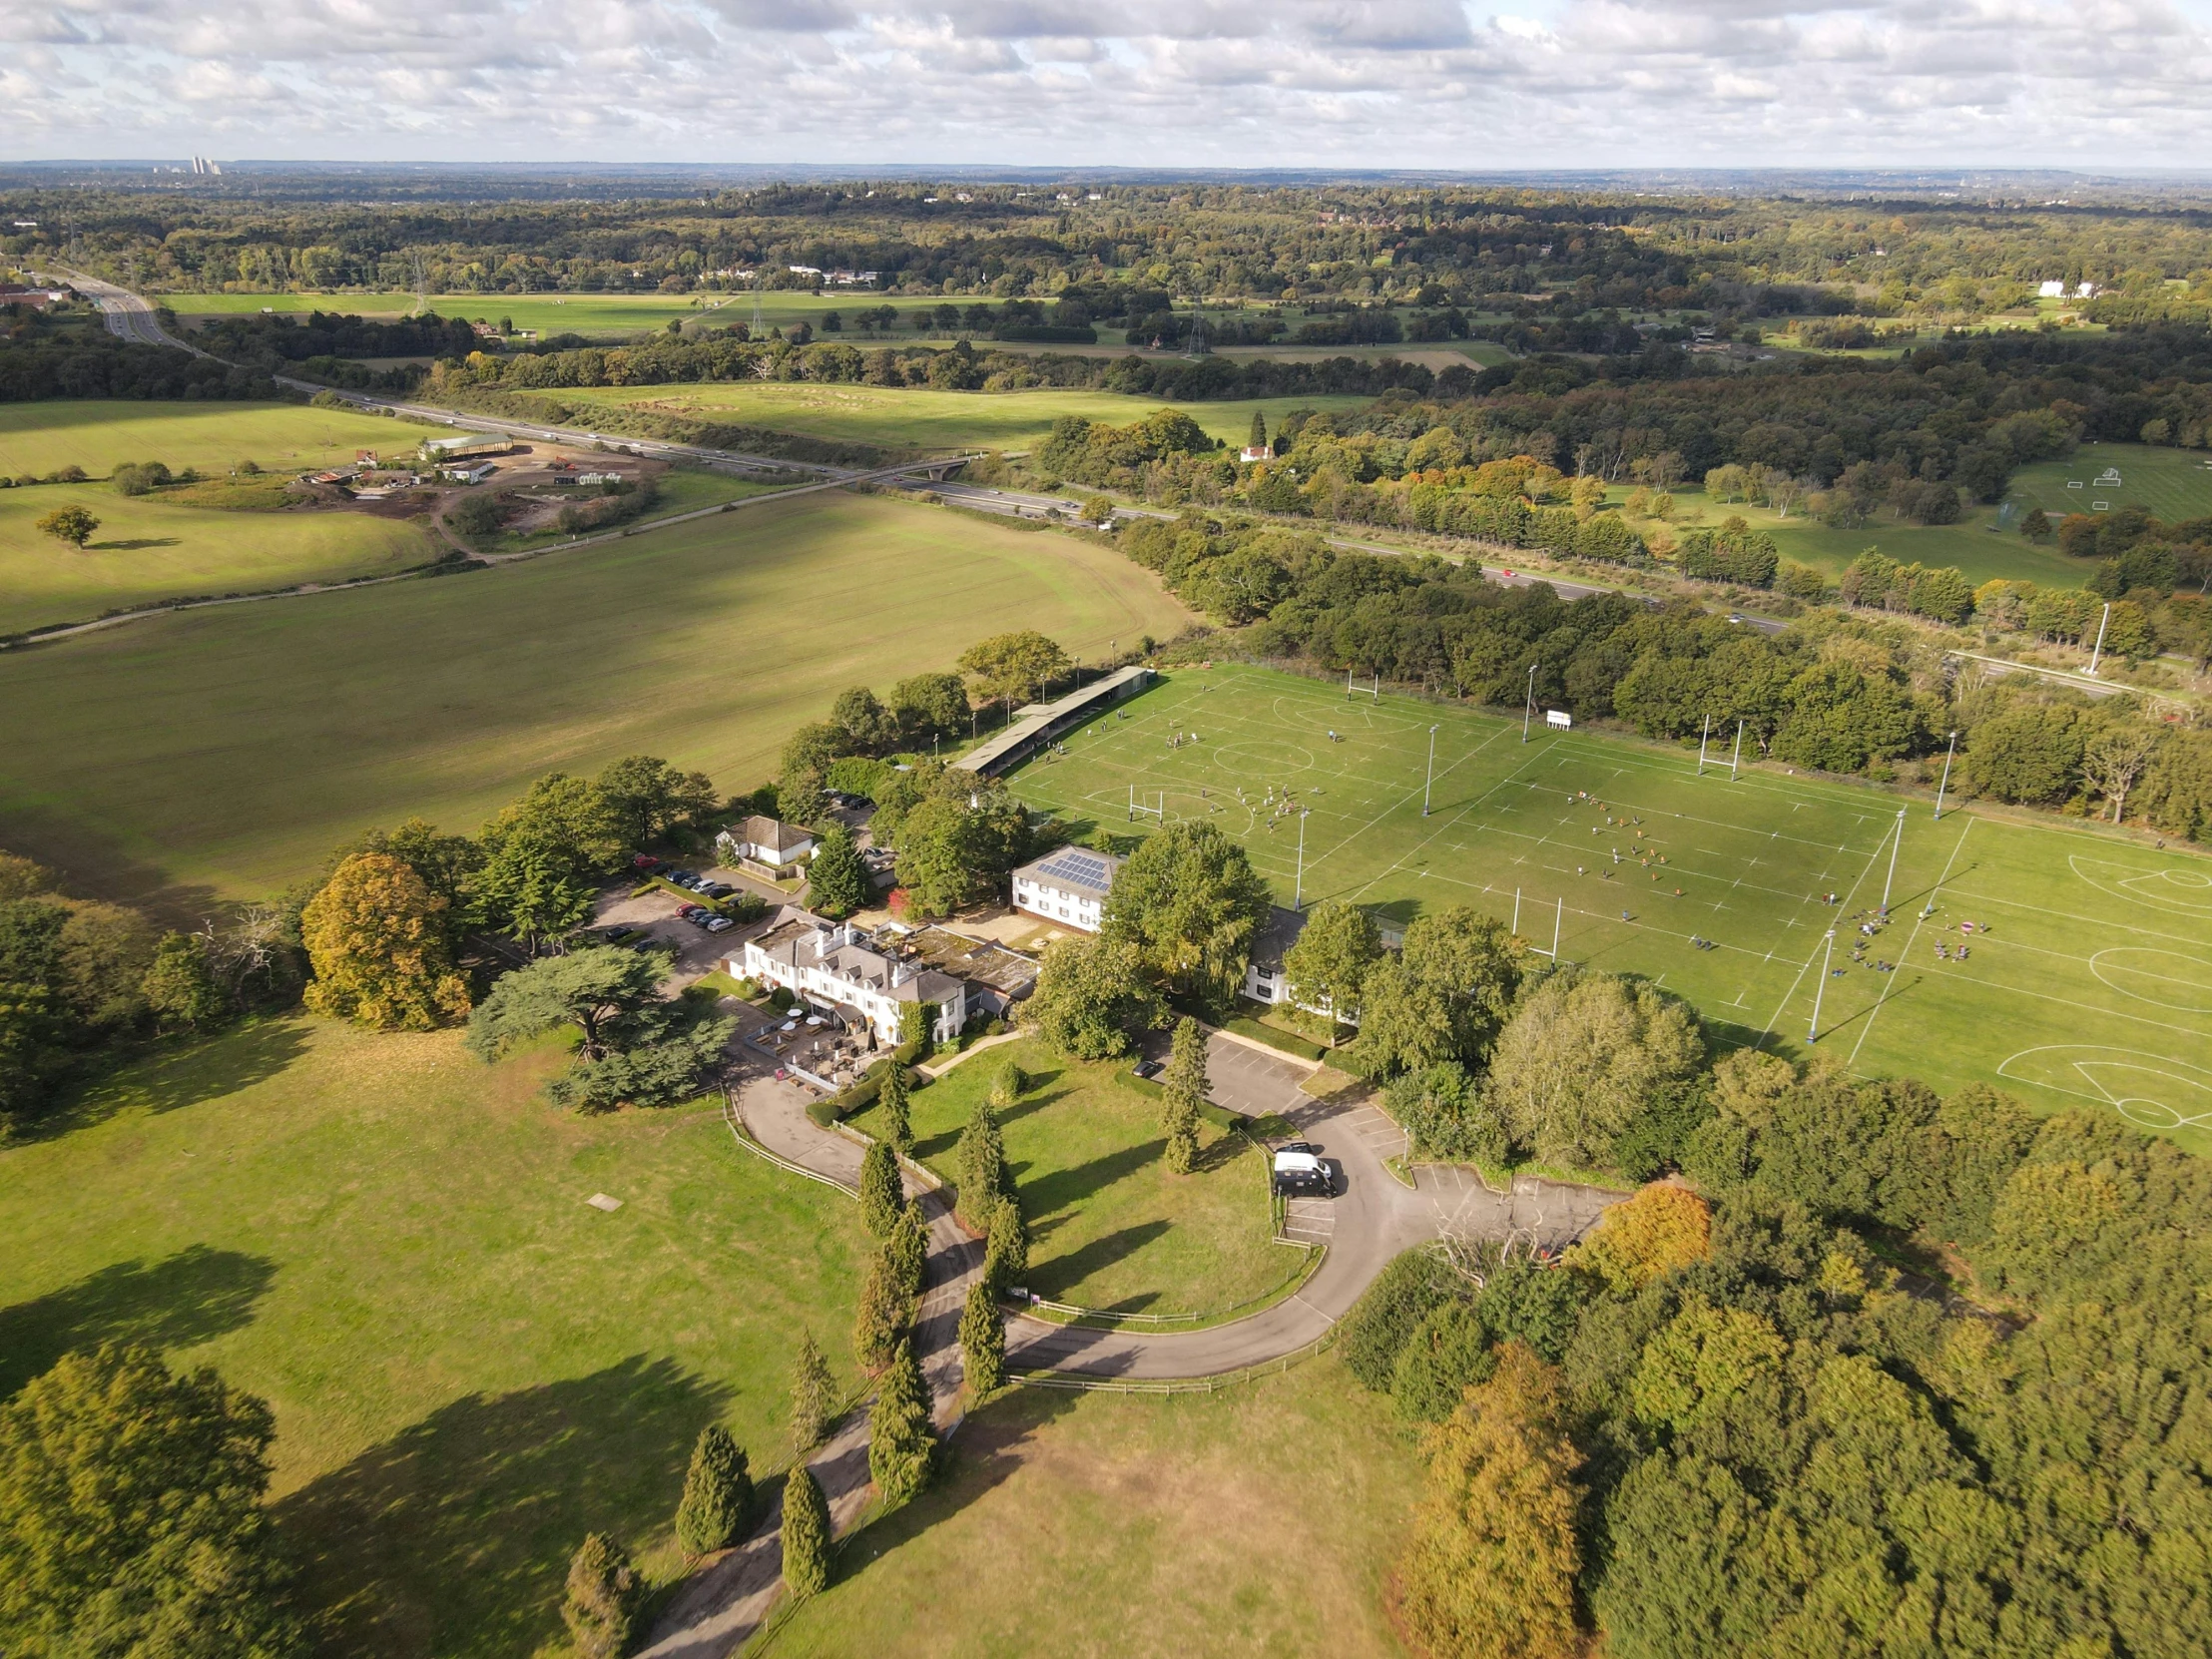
[
  {"xmin": 535, "ymin": 383, "xmax": 1373, "ymax": 456},
  {"xmin": 0, "ymin": 484, "xmax": 438, "ymax": 635},
  {"xmin": 1004, "ymin": 665, "xmax": 2212, "ymax": 1153},
  {"xmin": 0, "ymin": 489, "xmax": 1192, "ymax": 910},
  {"xmin": 0, "ymin": 1016, "xmax": 866, "ymax": 1659},
  {"xmin": 0, "ymin": 399, "xmax": 419, "ymax": 481},
  {"xmin": 769, "ymin": 1352, "xmax": 1418, "ymax": 1659},
  {"xmin": 846, "ymin": 1039, "xmax": 1290, "ymax": 1317}
]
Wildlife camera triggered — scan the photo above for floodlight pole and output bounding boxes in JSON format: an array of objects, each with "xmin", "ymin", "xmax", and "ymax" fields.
[
  {"xmin": 1808, "ymin": 929, "xmax": 1836, "ymax": 1042},
  {"xmin": 2085, "ymin": 602, "xmax": 2112, "ymax": 677},
  {"xmin": 1521, "ymin": 664, "xmax": 1536, "ymax": 743},
  {"xmin": 1882, "ymin": 808, "xmax": 1905, "ymax": 912},
  {"xmin": 1697, "ymin": 716, "xmax": 1711, "ymax": 776},
  {"xmin": 1730, "ymin": 720, "xmax": 1745, "ymax": 780},
  {"xmin": 1934, "ymin": 730, "xmax": 1958, "ymax": 819},
  {"xmin": 1512, "ymin": 887, "xmax": 1522, "ymax": 936},
  {"xmin": 1294, "ymin": 810, "xmax": 1310, "ymax": 909},
  {"xmin": 1422, "ymin": 725, "xmax": 1438, "ymax": 817},
  {"xmin": 1552, "ymin": 895, "xmax": 1563, "ymax": 958}
]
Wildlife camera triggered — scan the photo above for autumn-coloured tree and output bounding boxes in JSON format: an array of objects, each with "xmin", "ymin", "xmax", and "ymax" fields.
[
  {"xmin": 36, "ymin": 505, "xmax": 99, "ymax": 547},
  {"xmin": 1394, "ymin": 1342, "xmax": 1583, "ymax": 1659},
  {"xmin": 1565, "ymin": 1182, "xmax": 1713, "ymax": 1297},
  {"xmin": 299, "ymin": 851, "xmax": 470, "ymax": 1029}
]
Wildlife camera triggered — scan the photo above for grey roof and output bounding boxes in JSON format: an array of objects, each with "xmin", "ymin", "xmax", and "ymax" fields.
[
  {"xmin": 1015, "ymin": 846, "xmax": 1121, "ymax": 900},
  {"xmin": 747, "ymin": 910, "xmax": 962, "ymax": 1005},
  {"xmin": 954, "ymin": 664, "xmax": 1153, "ymax": 777},
  {"xmin": 733, "ymin": 815, "xmax": 815, "ymax": 857},
  {"xmin": 1249, "ymin": 905, "xmax": 1311, "ymax": 972}
]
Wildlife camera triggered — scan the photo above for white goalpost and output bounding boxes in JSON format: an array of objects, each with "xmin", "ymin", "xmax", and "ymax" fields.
[{"xmin": 1128, "ymin": 786, "xmax": 1166, "ymax": 824}]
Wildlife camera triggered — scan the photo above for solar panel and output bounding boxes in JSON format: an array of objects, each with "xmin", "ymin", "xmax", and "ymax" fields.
[{"xmin": 1037, "ymin": 851, "xmax": 1112, "ymax": 890}]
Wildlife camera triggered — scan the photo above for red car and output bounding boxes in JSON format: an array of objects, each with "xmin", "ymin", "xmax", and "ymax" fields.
[
  {"xmin": 632, "ymin": 853, "xmax": 664, "ymax": 870},
  {"xmin": 676, "ymin": 903, "xmax": 705, "ymax": 919}
]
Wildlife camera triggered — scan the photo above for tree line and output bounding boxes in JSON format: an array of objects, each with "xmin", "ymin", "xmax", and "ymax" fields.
[{"xmin": 0, "ymin": 301, "xmax": 281, "ymax": 403}]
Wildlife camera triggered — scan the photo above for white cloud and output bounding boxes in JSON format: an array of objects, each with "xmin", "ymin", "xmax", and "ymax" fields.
[{"xmin": 5, "ymin": 0, "xmax": 2212, "ymax": 164}]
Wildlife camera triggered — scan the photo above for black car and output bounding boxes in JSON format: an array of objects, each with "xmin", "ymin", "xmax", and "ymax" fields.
[
  {"xmin": 1273, "ymin": 1165, "xmax": 1334, "ymax": 1198},
  {"xmin": 1130, "ymin": 1059, "xmax": 1164, "ymax": 1081}
]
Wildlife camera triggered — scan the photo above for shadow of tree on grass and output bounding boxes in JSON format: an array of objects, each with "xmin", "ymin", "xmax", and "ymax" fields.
[
  {"xmin": 26, "ymin": 1017, "xmax": 312, "ymax": 1141},
  {"xmin": 276, "ymin": 1355, "xmax": 729, "ymax": 1659},
  {"xmin": 1025, "ymin": 1221, "xmax": 1172, "ymax": 1303},
  {"xmin": 0, "ymin": 1246, "xmax": 277, "ymax": 1397}
]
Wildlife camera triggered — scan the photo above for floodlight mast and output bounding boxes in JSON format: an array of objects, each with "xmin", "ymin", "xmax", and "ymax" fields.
[
  {"xmin": 1294, "ymin": 809, "xmax": 1311, "ymax": 909},
  {"xmin": 1521, "ymin": 664, "xmax": 1536, "ymax": 742},
  {"xmin": 1808, "ymin": 929, "xmax": 1836, "ymax": 1042},
  {"xmin": 1422, "ymin": 726, "xmax": 1438, "ymax": 817},
  {"xmin": 1881, "ymin": 808, "xmax": 1906, "ymax": 911},
  {"xmin": 1935, "ymin": 730, "xmax": 1958, "ymax": 819},
  {"xmin": 2087, "ymin": 602, "xmax": 2112, "ymax": 677}
]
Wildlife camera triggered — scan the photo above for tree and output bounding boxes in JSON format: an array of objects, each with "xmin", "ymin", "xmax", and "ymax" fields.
[
  {"xmin": 829, "ymin": 686, "xmax": 897, "ymax": 753},
  {"xmin": 806, "ymin": 823, "xmax": 870, "ymax": 918},
  {"xmin": 1281, "ymin": 899, "xmax": 1381, "ymax": 1030},
  {"xmin": 596, "ymin": 754, "xmax": 718, "ymax": 846},
  {"xmin": 36, "ymin": 505, "xmax": 99, "ymax": 547},
  {"xmin": 959, "ymin": 1278, "xmax": 1006, "ymax": 1395},
  {"xmin": 889, "ymin": 672, "xmax": 970, "ymax": 746},
  {"xmin": 891, "ymin": 777, "xmax": 1030, "ymax": 918},
  {"xmin": 983, "ymin": 1195, "xmax": 1028, "ymax": 1298},
  {"xmin": 850, "ymin": 1242, "xmax": 912, "ymax": 1375},
  {"xmin": 1249, "ymin": 408, "xmax": 1268, "ymax": 451},
  {"xmin": 867, "ymin": 1339, "xmax": 934, "ymax": 1504},
  {"xmin": 988, "ymin": 1057, "xmax": 1025, "ymax": 1110},
  {"xmin": 858, "ymin": 1138, "xmax": 903, "ymax": 1239},
  {"xmin": 1963, "ymin": 706, "xmax": 2083, "ymax": 806},
  {"xmin": 1162, "ymin": 1016, "xmax": 1207, "ymax": 1174},
  {"xmin": 778, "ymin": 723, "xmax": 839, "ymax": 828},
  {"xmin": 300, "ymin": 851, "xmax": 471, "ymax": 1030},
  {"xmin": 141, "ymin": 930, "xmax": 228, "ymax": 1029},
  {"xmin": 473, "ymin": 773, "xmax": 627, "ymax": 946},
  {"xmin": 955, "ymin": 1099, "xmax": 1009, "ymax": 1231},
  {"xmin": 464, "ymin": 946, "xmax": 735, "ymax": 1111},
  {"xmin": 887, "ymin": 1199, "xmax": 928, "ymax": 1302},
  {"xmin": 0, "ymin": 1344, "xmax": 299, "ymax": 1659},
  {"xmin": 779, "ymin": 1464, "xmax": 831, "ymax": 1598},
  {"xmin": 1356, "ymin": 906, "xmax": 1523, "ymax": 1075},
  {"xmin": 1027, "ymin": 934, "xmax": 1164, "ymax": 1058},
  {"xmin": 1100, "ymin": 821, "xmax": 1272, "ymax": 1009},
  {"xmin": 1393, "ymin": 1343, "xmax": 1583, "ymax": 1659},
  {"xmin": 1384, "ymin": 1061, "xmax": 1508, "ymax": 1164},
  {"xmin": 1565, "ymin": 1183, "xmax": 1714, "ymax": 1297},
  {"xmin": 1487, "ymin": 973, "xmax": 1704, "ymax": 1170},
  {"xmin": 2081, "ymin": 719, "xmax": 2161, "ymax": 822},
  {"xmin": 789, "ymin": 1330, "xmax": 836, "ymax": 1455},
  {"xmin": 674, "ymin": 1425, "xmax": 756, "ymax": 1555},
  {"xmin": 958, "ymin": 630, "xmax": 1071, "ymax": 715},
  {"xmin": 877, "ymin": 1059, "xmax": 913, "ymax": 1153},
  {"xmin": 561, "ymin": 1532, "xmax": 642, "ymax": 1659},
  {"xmin": 2020, "ymin": 507, "xmax": 2052, "ymax": 542}
]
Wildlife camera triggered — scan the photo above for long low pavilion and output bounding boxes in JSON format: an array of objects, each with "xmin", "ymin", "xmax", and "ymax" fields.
[{"xmin": 953, "ymin": 664, "xmax": 1154, "ymax": 778}]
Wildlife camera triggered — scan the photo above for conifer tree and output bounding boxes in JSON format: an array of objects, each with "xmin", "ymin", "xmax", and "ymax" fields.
[
  {"xmin": 779, "ymin": 1464, "xmax": 831, "ymax": 1598},
  {"xmin": 789, "ymin": 1329, "xmax": 836, "ymax": 1455},
  {"xmin": 562, "ymin": 1532, "xmax": 643, "ymax": 1659},
  {"xmin": 955, "ymin": 1099, "xmax": 1008, "ymax": 1230},
  {"xmin": 867, "ymin": 1339, "xmax": 934, "ymax": 1504},
  {"xmin": 674, "ymin": 1424, "xmax": 756, "ymax": 1555},
  {"xmin": 858, "ymin": 1138, "xmax": 902, "ymax": 1239},
  {"xmin": 888, "ymin": 1198, "xmax": 928, "ymax": 1301},
  {"xmin": 850, "ymin": 1245, "xmax": 910, "ymax": 1375},
  {"xmin": 1162, "ymin": 1016, "xmax": 1207, "ymax": 1174},
  {"xmin": 960, "ymin": 1278, "xmax": 1006, "ymax": 1395},
  {"xmin": 877, "ymin": 1059, "xmax": 913, "ymax": 1154},
  {"xmin": 983, "ymin": 1194, "xmax": 1028, "ymax": 1297},
  {"xmin": 988, "ymin": 1057, "xmax": 1024, "ymax": 1109}
]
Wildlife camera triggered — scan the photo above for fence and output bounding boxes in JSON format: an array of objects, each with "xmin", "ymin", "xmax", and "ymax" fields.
[
  {"xmin": 721, "ymin": 1090, "xmax": 854, "ymax": 1200},
  {"xmin": 1011, "ymin": 1329, "xmax": 1338, "ymax": 1395}
]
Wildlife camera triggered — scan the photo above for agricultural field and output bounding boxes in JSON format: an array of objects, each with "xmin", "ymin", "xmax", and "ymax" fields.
[
  {"xmin": 0, "ymin": 1017, "xmax": 865, "ymax": 1657},
  {"xmin": 1637, "ymin": 441, "xmax": 2212, "ymax": 589},
  {"xmin": 771, "ymin": 1352, "xmax": 1417, "ymax": 1659},
  {"xmin": 0, "ymin": 490, "xmax": 1192, "ymax": 909},
  {"xmin": 0, "ymin": 398, "xmax": 422, "ymax": 480},
  {"xmin": 0, "ymin": 482, "xmax": 438, "ymax": 636},
  {"xmin": 1005, "ymin": 665, "xmax": 2212, "ymax": 1154},
  {"xmin": 845, "ymin": 1039, "xmax": 1290, "ymax": 1318},
  {"xmin": 543, "ymin": 383, "xmax": 1374, "ymax": 456}
]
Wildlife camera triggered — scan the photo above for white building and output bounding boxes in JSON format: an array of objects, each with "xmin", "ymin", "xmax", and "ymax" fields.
[
  {"xmin": 736, "ymin": 909, "xmax": 967, "ymax": 1045},
  {"xmin": 1242, "ymin": 905, "xmax": 1316, "ymax": 1009},
  {"xmin": 717, "ymin": 816, "xmax": 817, "ymax": 874},
  {"xmin": 1011, "ymin": 847, "xmax": 1122, "ymax": 933}
]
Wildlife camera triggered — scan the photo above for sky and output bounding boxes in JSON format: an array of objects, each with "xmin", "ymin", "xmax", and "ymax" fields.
[{"xmin": 6, "ymin": 0, "xmax": 2212, "ymax": 169}]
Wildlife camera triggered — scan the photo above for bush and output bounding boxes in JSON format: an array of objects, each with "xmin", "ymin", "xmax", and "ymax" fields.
[{"xmin": 1340, "ymin": 1249, "xmax": 1459, "ymax": 1390}]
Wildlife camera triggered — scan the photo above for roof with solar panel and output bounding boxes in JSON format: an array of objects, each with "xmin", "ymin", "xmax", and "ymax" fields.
[{"xmin": 1015, "ymin": 847, "xmax": 1123, "ymax": 898}]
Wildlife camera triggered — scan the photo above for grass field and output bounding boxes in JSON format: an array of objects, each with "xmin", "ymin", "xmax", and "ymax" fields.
[
  {"xmin": 0, "ymin": 1017, "xmax": 865, "ymax": 1658},
  {"xmin": 846, "ymin": 1039, "xmax": 1288, "ymax": 1317},
  {"xmin": 161, "ymin": 289, "xmax": 939, "ymax": 338},
  {"xmin": 1004, "ymin": 665, "xmax": 2212, "ymax": 1155},
  {"xmin": 772, "ymin": 1352, "xmax": 1418, "ymax": 1658},
  {"xmin": 0, "ymin": 491, "xmax": 1191, "ymax": 910},
  {"xmin": 1642, "ymin": 441, "xmax": 2212, "ymax": 590},
  {"xmin": 459, "ymin": 466, "xmax": 789, "ymax": 557},
  {"xmin": 537, "ymin": 383, "xmax": 1374, "ymax": 456},
  {"xmin": 0, "ymin": 485, "xmax": 439, "ymax": 635},
  {"xmin": 0, "ymin": 399, "xmax": 424, "ymax": 480}
]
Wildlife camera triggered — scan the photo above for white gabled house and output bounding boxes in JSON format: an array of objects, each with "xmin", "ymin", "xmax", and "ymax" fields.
[
  {"xmin": 735, "ymin": 908, "xmax": 966, "ymax": 1045},
  {"xmin": 717, "ymin": 815, "xmax": 817, "ymax": 874},
  {"xmin": 1010, "ymin": 847, "xmax": 1122, "ymax": 933}
]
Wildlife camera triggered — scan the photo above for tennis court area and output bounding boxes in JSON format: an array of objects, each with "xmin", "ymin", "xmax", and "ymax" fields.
[{"xmin": 1001, "ymin": 664, "xmax": 2212, "ymax": 1155}]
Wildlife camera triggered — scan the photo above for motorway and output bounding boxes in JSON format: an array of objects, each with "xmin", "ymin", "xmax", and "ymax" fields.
[{"xmin": 50, "ymin": 267, "xmax": 1788, "ymax": 634}]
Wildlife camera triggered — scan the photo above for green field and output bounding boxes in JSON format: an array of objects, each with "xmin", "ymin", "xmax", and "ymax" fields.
[
  {"xmin": 0, "ymin": 485, "xmax": 438, "ymax": 635},
  {"xmin": 162, "ymin": 289, "xmax": 939, "ymax": 338},
  {"xmin": 773, "ymin": 1353, "xmax": 1416, "ymax": 1658},
  {"xmin": 0, "ymin": 398, "xmax": 423, "ymax": 480},
  {"xmin": 1646, "ymin": 441, "xmax": 2212, "ymax": 590},
  {"xmin": 540, "ymin": 383, "xmax": 1374, "ymax": 456},
  {"xmin": 0, "ymin": 1017, "xmax": 864, "ymax": 1657},
  {"xmin": 0, "ymin": 491, "xmax": 1191, "ymax": 909},
  {"xmin": 847, "ymin": 1039, "xmax": 1288, "ymax": 1317},
  {"xmin": 1005, "ymin": 665, "xmax": 2212, "ymax": 1154}
]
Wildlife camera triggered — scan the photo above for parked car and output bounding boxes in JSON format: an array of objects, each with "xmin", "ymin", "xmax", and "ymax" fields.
[
  {"xmin": 632, "ymin": 853, "xmax": 664, "ymax": 870},
  {"xmin": 1130, "ymin": 1058, "xmax": 1164, "ymax": 1081},
  {"xmin": 684, "ymin": 912, "xmax": 714, "ymax": 929},
  {"xmin": 704, "ymin": 915, "xmax": 734, "ymax": 932},
  {"xmin": 1272, "ymin": 1146, "xmax": 1335, "ymax": 1197},
  {"xmin": 698, "ymin": 881, "xmax": 734, "ymax": 897},
  {"xmin": 676, "ymin": 903, "xmax": 705, "ymax": 919}
]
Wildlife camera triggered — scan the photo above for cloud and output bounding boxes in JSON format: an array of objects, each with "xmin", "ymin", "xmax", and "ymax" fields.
[{"xmin": 6, "ymin": 0, "xmax": 2212, "ymax": 165}]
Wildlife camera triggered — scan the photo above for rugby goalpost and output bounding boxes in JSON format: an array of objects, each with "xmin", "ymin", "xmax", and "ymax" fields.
[
  {"xmin": 1346, "ymin": 667, "xmax": 1380, "ymax": 700},
  {"xmin": 1512, "ymin": 887, "xmax": 1563, "ymax": 959},
  {"xmin": 1128, "ymin": 786, "xmax": 1166, "ymax": 824}
]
